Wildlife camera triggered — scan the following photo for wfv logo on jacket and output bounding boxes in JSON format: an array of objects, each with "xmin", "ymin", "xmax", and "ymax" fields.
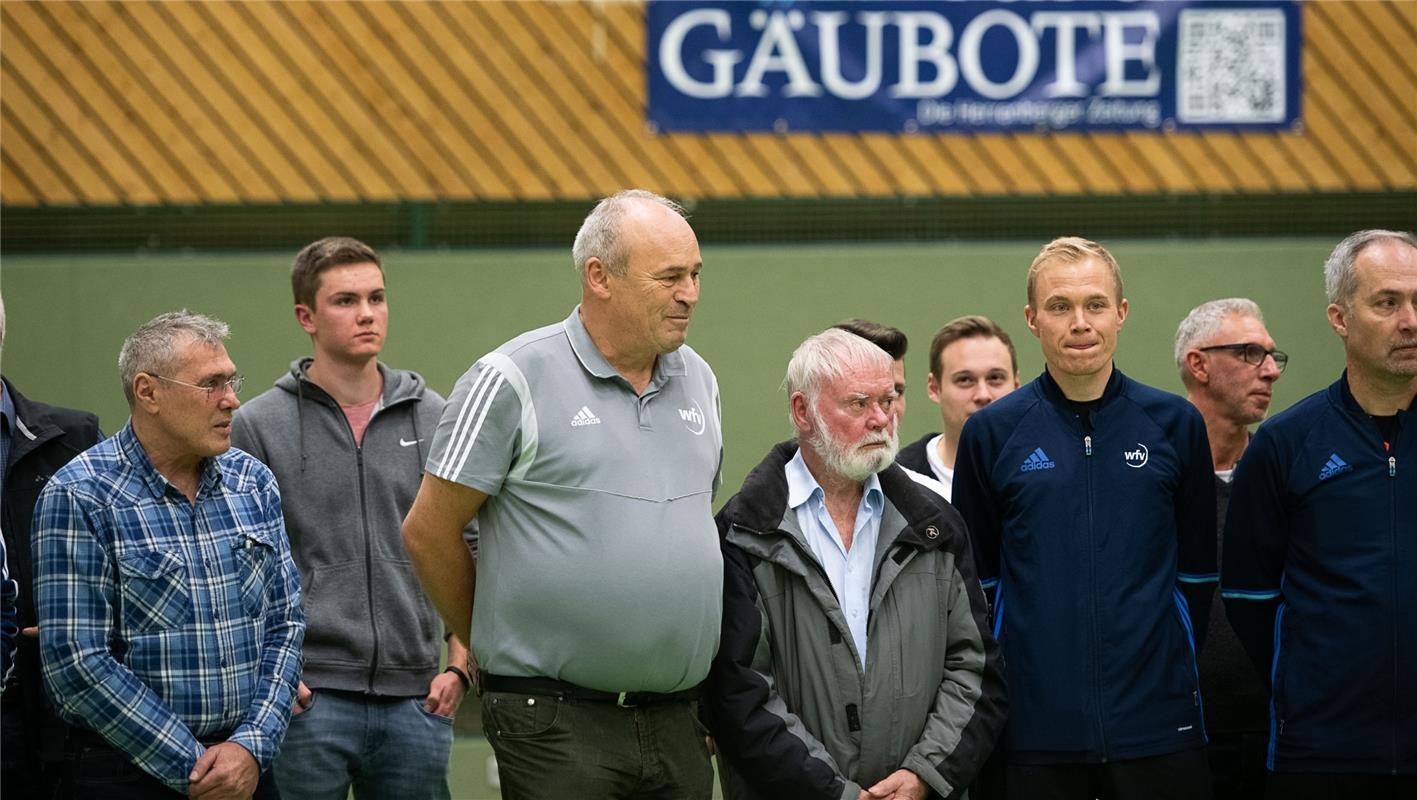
[{"xmin": 1123, "ymin": 443, "xmax": 1150, "ymax": 468}]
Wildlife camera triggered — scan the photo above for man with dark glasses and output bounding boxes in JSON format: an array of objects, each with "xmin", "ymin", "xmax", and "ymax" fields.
[{"xmin": 1175, "ymin": 298, "xmax": 1285, "ymax": 800}]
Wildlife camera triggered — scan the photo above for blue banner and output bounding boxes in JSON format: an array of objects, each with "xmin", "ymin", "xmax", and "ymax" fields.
[{"xmin": 647, "ymin": 1, "xmax": 1301, "ymax": 133}]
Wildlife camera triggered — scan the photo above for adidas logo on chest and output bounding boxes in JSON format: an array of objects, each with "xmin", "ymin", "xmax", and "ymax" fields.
[
  {"xmin": 570, "ymin": 406, "xmax": 602, "ymax": 427},
  {"xmin": 1020, "ymin": 447, "xmax": 1057, "ymax": 472},
  {"xmin": 1318, "ymin": 453, "xmax": 1351, "ymax": 481}
]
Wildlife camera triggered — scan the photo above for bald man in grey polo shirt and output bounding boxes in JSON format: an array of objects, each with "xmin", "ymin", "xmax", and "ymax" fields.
[{"xmin": 403, "ymin": 190, "xmax": 722, "ymax": 800}]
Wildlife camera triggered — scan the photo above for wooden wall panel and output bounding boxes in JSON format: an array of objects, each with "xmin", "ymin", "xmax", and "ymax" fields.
[{"xmin": 2, "ymin": 0, "xmax": 1413, "ymax": 207}]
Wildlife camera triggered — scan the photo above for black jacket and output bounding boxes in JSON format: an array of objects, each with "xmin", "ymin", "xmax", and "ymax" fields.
[
  {"xmin": 896, "ymin": 432, "xmax": 937, "ymax": 476},
  {"xmin": 1, "ymin": 377, "xmax": 102, "ymax": 762}
]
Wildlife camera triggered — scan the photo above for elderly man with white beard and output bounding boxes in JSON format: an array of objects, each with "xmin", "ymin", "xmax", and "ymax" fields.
[{"xmin": 703, "ymin": 328, "xmax": 1006, "ymax": 800}]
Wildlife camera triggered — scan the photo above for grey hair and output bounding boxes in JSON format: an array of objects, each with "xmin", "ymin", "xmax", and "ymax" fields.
[
  {"xmin": 1324, "ymin": 229, "xmax": 1417, "ymax": 306},
  {"xmin": 1174, "ymin": 298, "xmax": 1264, "ymax": 373},
  {"xmin": 571, "ymin": 189, "xmax": 687, "ymax": 277},
  {"xmin": 784, "ymin": 328, "xmax": 893, "ymax": 422},
  {"xmin": 118, "ymin": 310, "xmax": 230, "ymax": 407}
]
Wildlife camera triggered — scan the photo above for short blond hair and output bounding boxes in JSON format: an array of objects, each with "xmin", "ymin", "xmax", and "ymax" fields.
[{"xmin": 1026, "ymin": 237, "xmax": 1123, "ymax": 305}]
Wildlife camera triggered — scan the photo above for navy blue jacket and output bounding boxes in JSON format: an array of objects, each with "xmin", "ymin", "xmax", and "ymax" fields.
[
  {"xmin": 953, "ymin": 366, "xmax": 1217, "ymax": 764},
  {"xmin": 1221, "ymin": 375, "xmax": 1416, "ymax": 774}
]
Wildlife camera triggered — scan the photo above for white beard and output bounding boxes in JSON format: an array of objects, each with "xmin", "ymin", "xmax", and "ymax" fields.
[{"xmin": 806, "ymin": 406, "xmax": 900, "ymax": 482}]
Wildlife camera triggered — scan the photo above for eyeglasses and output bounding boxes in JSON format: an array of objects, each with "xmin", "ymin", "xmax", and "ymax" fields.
[
  {"xmin": 1198, "ymin": 343, "xmax": 1288, "ymax": 373},
  {"xmin": 151, "ymin": 373, "xmax": 244, "ymax": 398}
]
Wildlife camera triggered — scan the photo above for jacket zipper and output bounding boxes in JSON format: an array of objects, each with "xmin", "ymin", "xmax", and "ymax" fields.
[
  {"xmin": 733, "ymin": 522, "xmax": 870, "ymax": 678},
  {"xmin": 1389, "ymin": 449, "xmax": 1398, "ymax": 773},
  {"xmin": 323, "ymin": 389, "xmax": 381, "ymax": 693},
  {"xmin": 1083, "ymin": 433, "xmax": 1108, "ymax": 760}
]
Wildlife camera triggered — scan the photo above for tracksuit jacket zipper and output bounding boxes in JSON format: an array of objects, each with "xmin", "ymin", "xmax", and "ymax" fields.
[
  {"xmin": 1388, "ymin": 443, "xmax": 1398, "ymax": 773},
  {"xmin": 1082, "ymin": 430, "xmax": 1109, "ymax": 760}
]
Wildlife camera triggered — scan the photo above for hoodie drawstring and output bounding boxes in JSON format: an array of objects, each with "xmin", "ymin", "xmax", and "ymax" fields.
[{"xmin": 296, "ymin": 380, "xmax": 308, "ymax": 477}]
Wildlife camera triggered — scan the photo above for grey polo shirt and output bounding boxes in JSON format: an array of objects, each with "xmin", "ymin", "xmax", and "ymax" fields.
[{"xmin": 428, "ymin": 307, "xmax": 723, "ymax": 693}]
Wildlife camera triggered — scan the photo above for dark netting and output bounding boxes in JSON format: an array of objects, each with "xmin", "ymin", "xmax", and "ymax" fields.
[{"xmin": 2, "ymin": 192, "xmax": 1413, "ymax": 253}]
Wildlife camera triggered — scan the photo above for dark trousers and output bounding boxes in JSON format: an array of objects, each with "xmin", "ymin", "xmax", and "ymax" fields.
[
  {"xmin": 1005, "ymin": 749, "xmax": 1213, "ymax": 800},
  {"xmin": 482, "ymin": 690, "xmax": 712, "ymax": 800},
  {"xmin": 1266, "ymin": 771, "xmax": 1417, "ymax": 800},
  {"xmin": 1, "ymin": 681, "xmax": 76, "ymax": 800},
  {"xmin": 62, "ymin": 734, "xmax": 279, "ymax": 800},
  {"xmin": 1208, "ymin": 729, "xmax": 1268, "ymax": 800},
  {"xmin": 1, "ymin": 699, "xmax": 63, "ymax": 800}
]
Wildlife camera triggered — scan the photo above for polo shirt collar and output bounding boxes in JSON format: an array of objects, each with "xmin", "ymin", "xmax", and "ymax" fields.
[
  {"xmin": 562, "ymin": 305, "xmax": 688, "ymax": 385},
  {"xmin": 116, "ymin": 420, "xmax": 224, "ymax": 499}
]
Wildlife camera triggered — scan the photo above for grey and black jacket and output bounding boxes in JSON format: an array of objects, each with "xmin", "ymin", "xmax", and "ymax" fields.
[
  {"xmin": 231, "ymin": 359, "xmax": 474, "ymax": 697},
  {"xmin": 703, "ymin": 441, "xmax": 1006, "ymax": 800}
]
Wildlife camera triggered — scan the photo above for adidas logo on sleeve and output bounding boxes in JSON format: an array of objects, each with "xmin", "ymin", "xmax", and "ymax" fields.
[
  {"xmin": 1020, "ymin": 447, "xmax": 1057, "ymax": 472},
  {"xmin": 1318, "ymin": 453, "xmax": 1352, "ymax": 481},
  {"xmin": 571, "ymin": 406, "xmax": 602, "ymax": 427}
]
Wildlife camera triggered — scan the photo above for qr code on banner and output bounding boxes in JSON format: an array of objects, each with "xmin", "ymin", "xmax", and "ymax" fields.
[{"xmin": 1176, "ymin": 9, "xmax": 1287, "ymax": 124}]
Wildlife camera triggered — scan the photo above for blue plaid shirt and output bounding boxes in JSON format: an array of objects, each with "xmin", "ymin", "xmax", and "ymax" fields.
[{"xmin": 33, "ymin": 421, "xmax": 304, "ymax": 792}]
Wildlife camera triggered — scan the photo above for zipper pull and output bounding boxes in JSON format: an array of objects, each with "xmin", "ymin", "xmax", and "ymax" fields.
[
  {"xmin": 1390, "ymin": 456, "xmax": 1397, "ymax": 477},
  {"xmin": 1084, "ymin": 435, "xmax": 1093, "ymax": 456}
]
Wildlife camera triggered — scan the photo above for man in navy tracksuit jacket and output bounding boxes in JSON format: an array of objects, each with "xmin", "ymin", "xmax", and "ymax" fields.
[
  {"xmin": 954, "ymin": 237, "xmax": 1217, "ymax": 800},
  {"xmin": 1222, "ymin": 230, "xmax": 1417, "ymax": 798}
]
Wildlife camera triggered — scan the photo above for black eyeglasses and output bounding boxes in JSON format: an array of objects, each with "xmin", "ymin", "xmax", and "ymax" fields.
[{"xmin": 1198, "ymin": 343, "xmax": 1288, "ymax": 373}]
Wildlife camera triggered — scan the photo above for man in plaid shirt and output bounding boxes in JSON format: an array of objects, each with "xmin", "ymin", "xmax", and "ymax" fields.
[{"xmin": 32, "ymin": 311, "xmax": 304, "ymax": 799}]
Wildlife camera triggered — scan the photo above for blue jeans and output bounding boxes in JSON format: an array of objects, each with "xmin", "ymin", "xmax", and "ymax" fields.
[{"xmin": 274, "ymin": 689, "xmax": 453, "ymax": 800}]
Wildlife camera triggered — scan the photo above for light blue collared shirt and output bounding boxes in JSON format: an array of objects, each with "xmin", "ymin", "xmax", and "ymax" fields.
[{"xmin": 785, "ymin": 448, "xmax": 884, "ymax": 669}]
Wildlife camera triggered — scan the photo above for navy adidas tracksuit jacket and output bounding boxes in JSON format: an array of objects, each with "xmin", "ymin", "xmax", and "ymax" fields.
[
  {"xmin": 1221, "ymin": 375, "xmax": 1416, "ymax": 774},
  {"xmin": 953, "ymin": 366, "xmax": 1217, "ymax": 764}
]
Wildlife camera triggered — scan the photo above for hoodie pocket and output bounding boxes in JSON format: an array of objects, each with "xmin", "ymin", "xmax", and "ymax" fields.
[
  {"xmin": 116, "ymin": 550, "xmax": 192, "ymax": 632},
  {"xmin": 301, "ymin": 561, "xmax": 372, "ymax": 661}
]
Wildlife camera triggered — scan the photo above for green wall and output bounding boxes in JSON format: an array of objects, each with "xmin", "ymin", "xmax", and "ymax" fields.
[{"xmin": 2, "ymin": 238, "xmax": 1344, "ymax": 498}]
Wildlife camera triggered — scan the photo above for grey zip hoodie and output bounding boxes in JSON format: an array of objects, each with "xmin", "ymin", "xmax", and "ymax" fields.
[{"xmin": 231, "ymin": 358, "xmax": 469, "ymax": 696}]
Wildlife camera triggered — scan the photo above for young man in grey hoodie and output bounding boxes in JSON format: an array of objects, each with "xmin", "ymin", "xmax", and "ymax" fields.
[{"xmin": 231, "ymin": 237, "xmax": 473, "ymax": 800}]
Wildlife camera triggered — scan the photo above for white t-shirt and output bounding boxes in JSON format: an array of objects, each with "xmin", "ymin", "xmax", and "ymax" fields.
[{"xmin": 924, "ymin": 433, "xmax": 955, "ymax": 502}]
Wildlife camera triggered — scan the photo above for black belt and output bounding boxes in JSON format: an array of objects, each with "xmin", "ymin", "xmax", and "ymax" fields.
[{"xmin": 480, "ymin": 673, "xmax": 700, "ymax": 707}]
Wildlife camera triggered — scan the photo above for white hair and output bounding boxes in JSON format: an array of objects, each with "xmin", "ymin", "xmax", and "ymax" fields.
[
  {"xmin": 1174, "ymin": 298, "xmax": 1264, "ymax": 374},
  {"xmin": 784, "ymin": 328, "xmax": 894, "ymax": 407},
  {"xmin": 118, "ymin": 310, "xmax": 230, "ymax": 407},
  {"xmin": 571, "ymin": 189, "xmax": 686, "ymax": 277},
  {"xmin": 1323, "ymin": 229, "xmax": 1417, "ymax": 306},
  {"xmin": 785, "ymin": 328, "xmax": 894, "ymax": 442}
]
